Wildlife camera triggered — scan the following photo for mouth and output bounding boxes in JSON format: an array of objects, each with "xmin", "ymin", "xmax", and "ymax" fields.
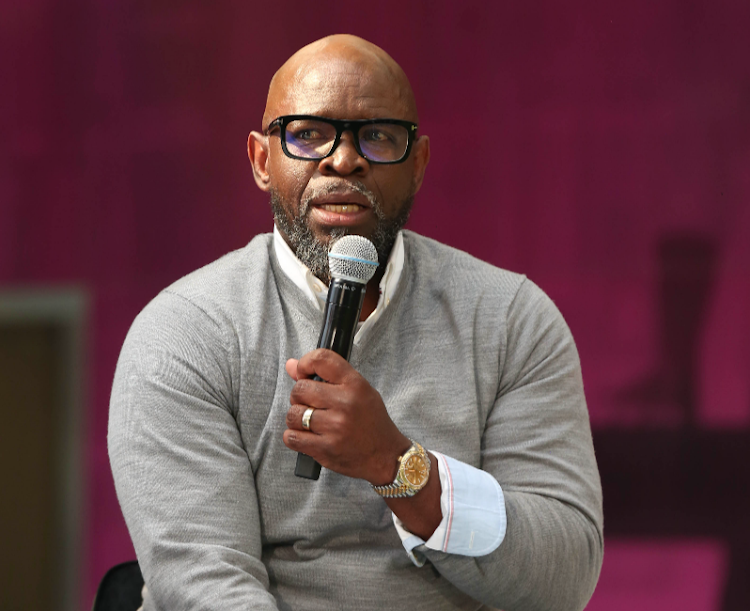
[
  {"xmin": 310, "ymin": 190, "xmax": 372, "ymax": 211},
  {"xmin": 316, "ymin": 203, "xmax": 366, "ymax": 214},
  {"xmin": 305, "ymin": 189, "xmax": 376, "ymax": 226},
  {"xmin": 309, "ymin": 201, "xmax": 371, "ymax": 227}
]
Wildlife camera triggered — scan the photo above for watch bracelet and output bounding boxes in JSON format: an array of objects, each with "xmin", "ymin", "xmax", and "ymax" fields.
[{"xmin": 371, "ymin": 483, "xmax": 418, "ymax": 498}]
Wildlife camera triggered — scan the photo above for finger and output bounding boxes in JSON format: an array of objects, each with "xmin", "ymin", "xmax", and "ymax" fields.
[
  {"xmin": 289, "ymin": 377, "xmax": 353, "ymax": 412},
  {"xmin": 296, "ymin": 348, "xmax": 358, "ymax": 384},
  {"xmin": 286, "ymin": 403, "xmax": 321, "ymax": 432},
  {"xmin": 283, "ymin": 427, "xmax": 328, "ymax": 459},
  {"xmin": 285, "ymin": 358, "xmax": 299, "ymax": 381}
]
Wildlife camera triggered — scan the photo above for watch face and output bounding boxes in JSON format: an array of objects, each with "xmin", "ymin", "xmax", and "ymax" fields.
[{"xmin": 402, "ymin": 454, "xmax": 429, "ymax": 487}]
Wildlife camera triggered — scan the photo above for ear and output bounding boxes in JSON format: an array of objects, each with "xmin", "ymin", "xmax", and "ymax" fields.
[
  {"xmin": 248, "ymin": 131, "xmax": 271, "ymax": 192},
  {"xmin": 410, "ymin": 135, "xmax": 430, "ymax": 195}
]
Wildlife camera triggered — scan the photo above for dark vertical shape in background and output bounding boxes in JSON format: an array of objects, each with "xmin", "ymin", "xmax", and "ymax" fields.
[
  {"xmin": 0, "ymin": 325, "xmax": 62, "ymax": 611},
  {"xmin": 658, "ymin": 234, "xmax": 717, "ymax": 424}
]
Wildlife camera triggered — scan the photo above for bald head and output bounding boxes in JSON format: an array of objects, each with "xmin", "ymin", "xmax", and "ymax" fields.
[{"xmin": 262, "ymin": 35, "xmax": 418, "ymax": 129}]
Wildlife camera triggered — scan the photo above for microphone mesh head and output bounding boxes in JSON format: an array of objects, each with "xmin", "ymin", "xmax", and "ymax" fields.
[{"xmin": 328, "ymin": 235, "xmax": 379, "ymax": 284}]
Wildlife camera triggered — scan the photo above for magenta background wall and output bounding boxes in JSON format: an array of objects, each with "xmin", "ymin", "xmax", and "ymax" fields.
[{"xmin": 2, "ymin": 1, "xmax": 749, "ymax": 608}]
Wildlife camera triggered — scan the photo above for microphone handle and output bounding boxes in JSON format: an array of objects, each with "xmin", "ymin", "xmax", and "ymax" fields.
[{"xmin": 295, "ymin": 279, "xmax": 366, "ymax": 480}]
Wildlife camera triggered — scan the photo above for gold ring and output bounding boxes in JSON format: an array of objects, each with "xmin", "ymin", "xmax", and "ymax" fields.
[{"xmin": 301, "ymin": 407, "xmax": 315, "ymax": 431}]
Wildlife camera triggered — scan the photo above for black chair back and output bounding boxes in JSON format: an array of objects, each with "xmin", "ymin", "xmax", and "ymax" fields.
[{"xmin": 91, "ymin": 561, "xmax": 144, "ymax": 611}]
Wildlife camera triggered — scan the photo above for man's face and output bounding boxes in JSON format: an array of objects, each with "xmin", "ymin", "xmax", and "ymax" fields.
[{"xmin": 249, "ymin": 55, "xmax": 429, "ymax": 282}]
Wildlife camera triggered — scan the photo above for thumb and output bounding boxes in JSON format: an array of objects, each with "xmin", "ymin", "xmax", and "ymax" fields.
[{"xmin": 285, "ymin": 358, "xmax": 300, "ymax": 381}]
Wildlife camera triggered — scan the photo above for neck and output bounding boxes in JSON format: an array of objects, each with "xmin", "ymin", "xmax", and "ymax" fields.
[{"xmin": 360, "ymin": 267, "xmax": 385, "ymax": 320}]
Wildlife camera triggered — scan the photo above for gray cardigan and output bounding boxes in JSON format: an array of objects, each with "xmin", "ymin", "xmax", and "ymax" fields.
[{"xmin": 109, "ymin": 231, "xmax": 603, "ymax": 611}]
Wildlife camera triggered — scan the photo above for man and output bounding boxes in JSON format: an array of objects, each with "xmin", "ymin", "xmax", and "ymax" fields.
[{"xmin": 109, "ymin": 35, "xmax": 603, "ymax": 611}]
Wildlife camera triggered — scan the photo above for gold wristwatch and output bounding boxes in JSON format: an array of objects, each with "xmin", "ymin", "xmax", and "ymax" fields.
[{"xmin": 372, "ymin": 441, "xmax": 431, "ymax": 498}]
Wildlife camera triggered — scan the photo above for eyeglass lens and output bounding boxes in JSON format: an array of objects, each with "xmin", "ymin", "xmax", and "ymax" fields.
[{"xmin": 284, "ymin": 119, "xmax": 410, "ymax": 162}]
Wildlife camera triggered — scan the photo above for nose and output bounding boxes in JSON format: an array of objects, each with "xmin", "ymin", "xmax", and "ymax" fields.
[{"xmin": 318, "ymin": 131, "xmax": 369, "ymax": 176}]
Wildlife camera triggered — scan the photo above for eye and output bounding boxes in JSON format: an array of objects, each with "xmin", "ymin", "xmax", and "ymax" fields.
[
  {"xmin": 291, "ymin": 128, "xmax": 324, "ymax": 141},
  {"xmin": 361, "ymin": 128, "xmax": 394, "ymax": 143},
  {"xmin": 285, "ymin": 120, "xmax": 335, "ymax": 144}
]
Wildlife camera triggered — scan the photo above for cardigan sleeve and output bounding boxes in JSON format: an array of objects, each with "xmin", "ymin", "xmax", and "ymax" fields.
[
  {"xmin": 108, "ymin": 290, "xmax": 280, "ymax": 611},
  {"xmin": 417, "ymin": 279, "xmax": 604, "ymax": 611}
]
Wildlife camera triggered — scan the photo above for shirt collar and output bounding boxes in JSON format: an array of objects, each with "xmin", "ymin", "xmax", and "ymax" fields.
[{"xmin": 272, "ymin": 225, "xmax": 404, "ymax": 320}]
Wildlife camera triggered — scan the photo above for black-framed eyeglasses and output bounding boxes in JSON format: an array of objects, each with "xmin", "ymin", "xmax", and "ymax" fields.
[{"xmin": 264, "ymin": 115, "xmax": 418, "ymax": 164}]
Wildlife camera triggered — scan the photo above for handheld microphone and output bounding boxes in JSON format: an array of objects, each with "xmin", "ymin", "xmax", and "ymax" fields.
[{"xmin": 294, "ymin": 235, "xmax": 379, "ymax": 480}]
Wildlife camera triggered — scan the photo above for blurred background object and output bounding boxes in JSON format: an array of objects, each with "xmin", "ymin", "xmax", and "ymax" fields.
[{"xmin": 1, "ymin": 0, "xmax": 748, "ymax": 608}]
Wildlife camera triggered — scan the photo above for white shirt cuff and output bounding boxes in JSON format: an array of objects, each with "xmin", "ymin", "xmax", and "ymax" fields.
[{"xmin": 392, "ymin": 451, "xmax": 507, "ymax": 567}]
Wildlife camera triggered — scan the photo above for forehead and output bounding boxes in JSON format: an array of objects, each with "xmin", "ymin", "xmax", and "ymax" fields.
[{"xmin": 269, "ymin": 57, "xmax": 413, "ymax": 122}]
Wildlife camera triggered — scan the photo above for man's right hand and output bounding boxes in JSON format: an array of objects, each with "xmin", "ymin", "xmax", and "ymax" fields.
[{"xmin": 282, "ymin": 348, "xmax": 411, "ymax": 486}]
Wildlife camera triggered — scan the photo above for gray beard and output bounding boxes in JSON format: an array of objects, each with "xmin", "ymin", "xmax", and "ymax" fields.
[{"xmin": 271, "ymin": 182, "xmax": 413, "ymax": 284}]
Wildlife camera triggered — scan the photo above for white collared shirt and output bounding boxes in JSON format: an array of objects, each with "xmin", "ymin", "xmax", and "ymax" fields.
[{"xmin": 272, "ymin": 226, "xmax": 506, "ymax": 564}]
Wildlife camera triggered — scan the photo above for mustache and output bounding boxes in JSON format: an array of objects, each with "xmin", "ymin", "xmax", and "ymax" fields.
[{"xmin": 300, "ymin": 182, "xmax": 383, "ymax": 219}]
